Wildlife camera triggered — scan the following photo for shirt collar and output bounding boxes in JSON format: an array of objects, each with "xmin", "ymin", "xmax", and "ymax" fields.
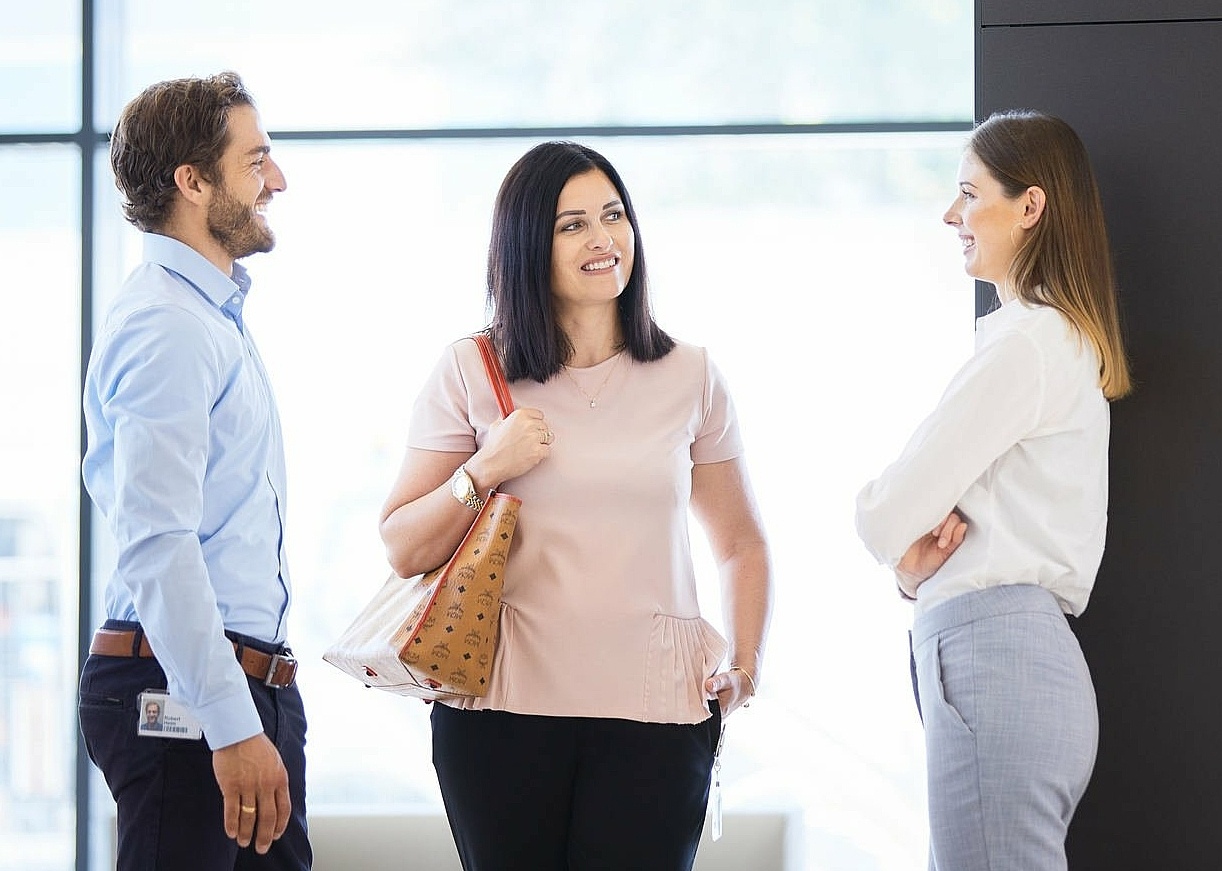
[{"xmin": 142, "ymin": 232, "xmax": 252, "ymax": 321}]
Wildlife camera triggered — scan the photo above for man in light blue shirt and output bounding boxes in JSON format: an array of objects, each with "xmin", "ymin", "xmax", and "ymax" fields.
[{"xmin": 78, "ymin": 72, "xmax": 309, "ymax": 870}]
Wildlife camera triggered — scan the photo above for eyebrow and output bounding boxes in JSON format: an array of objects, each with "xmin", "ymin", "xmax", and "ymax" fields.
[
  {"xmin": 554, "ymin": 199, "xmax": 624, "ymax": 222},
  {"xmin": 245, "ymin": 145, "xmax": 271, "ymax": 158}
]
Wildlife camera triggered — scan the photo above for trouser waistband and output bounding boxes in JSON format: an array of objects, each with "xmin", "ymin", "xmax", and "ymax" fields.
[
  {"xmin": 912, "ymin": 584, "xmax": 1066, "ymax": 648},
  {"xmin": 90, "ymin": 620, "xmax": 297, "ymax": 689}
]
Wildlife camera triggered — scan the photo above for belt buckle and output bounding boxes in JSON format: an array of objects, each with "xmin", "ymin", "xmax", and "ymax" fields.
[{"xmin": 263, "ymin": 651, "xmax": 298, "ymax": 688}]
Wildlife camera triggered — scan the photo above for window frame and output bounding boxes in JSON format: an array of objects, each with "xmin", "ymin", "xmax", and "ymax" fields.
[{"xmin": 0, "ymin": 4, "xmax": 976, "ymax": 868}]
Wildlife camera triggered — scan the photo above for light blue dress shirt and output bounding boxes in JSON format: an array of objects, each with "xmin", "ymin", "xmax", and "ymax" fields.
[{"xmin": 83, "ymin": 232, "xmax": 291, "ymax": 749}]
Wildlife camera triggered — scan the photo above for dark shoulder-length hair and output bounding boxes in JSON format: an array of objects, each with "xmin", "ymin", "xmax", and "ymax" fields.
[
  {"xmin": 485, "ymin": 140, "xmax": 674, "ymax": 382},
  {"xmin": 110, "ymin": 71, "xmax": 255, "ymax": 232}
]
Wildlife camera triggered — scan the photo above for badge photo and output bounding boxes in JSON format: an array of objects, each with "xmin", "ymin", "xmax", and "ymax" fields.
[{"xmin": 137, "ymin": 690, "xmax": 203, "ymax": 740}]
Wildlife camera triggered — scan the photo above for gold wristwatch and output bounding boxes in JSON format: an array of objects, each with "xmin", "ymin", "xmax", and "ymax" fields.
[{"xmin": 450, "ymin": 464, "xmax": 485, "ymax": 512}]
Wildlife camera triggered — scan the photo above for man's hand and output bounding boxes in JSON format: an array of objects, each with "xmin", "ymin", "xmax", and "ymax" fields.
[
  {"xmin": 212, "ymin": 733, "xmax": 291, "ymax": 854},
  {"xmin": 896, "ymin": 511, "xmax": 968, "ymax": 599}
]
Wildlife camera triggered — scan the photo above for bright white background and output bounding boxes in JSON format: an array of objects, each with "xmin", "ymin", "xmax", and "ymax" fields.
[{"xmin": 0, "ymin": 3, "xmax": 976, "ymax": 869}]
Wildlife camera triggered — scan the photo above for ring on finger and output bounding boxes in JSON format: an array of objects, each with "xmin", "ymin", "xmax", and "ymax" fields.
[
  {"xmin": 240, "ymin": 804, "xmax": 257, "ymax": 814},
  {"xmin": 542, "ymin": 429, "xmax": 554, "ymax": 445}
]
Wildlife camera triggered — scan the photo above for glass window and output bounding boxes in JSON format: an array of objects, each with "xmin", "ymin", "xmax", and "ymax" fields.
[
  {"xmin": 0, "ymin": 3, "xmax": 81, "ymax": 133},
  {"xmin": 78, "ymin": 3, "xmax": 975, "ymax": 869},
  {"xmin": 98, "ymin": 1, "xmax": 971, "ymax": 131},
  {"xmin": 0, "ymin": 146, "xmax": 81, "ymax": 871}
]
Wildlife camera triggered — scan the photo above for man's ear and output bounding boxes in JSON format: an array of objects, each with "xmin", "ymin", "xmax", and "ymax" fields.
[
  {"xmin": 172, "ymin": 164, "xmax": 210, "ymax": 206},
  {"xmin": 1019, "ymin": 185, "xmax": 1047, "ymax": 229}
]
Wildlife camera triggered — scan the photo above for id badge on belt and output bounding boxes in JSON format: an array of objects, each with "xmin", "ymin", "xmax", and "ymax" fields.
[{"xmin": 137, "ymin": 690, "xmax": 203, "ymax": 740}]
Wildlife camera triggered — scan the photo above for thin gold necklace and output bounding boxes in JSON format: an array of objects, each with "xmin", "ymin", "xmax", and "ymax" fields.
[{"xmin": 562, "ymin": 351, "xmax": 624, "ymax": 408}]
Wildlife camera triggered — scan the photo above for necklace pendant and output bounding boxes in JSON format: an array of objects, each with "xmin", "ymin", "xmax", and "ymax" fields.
[{"xmin": 562, "ymin": 351, "xmax": 622, "ymax": 410}]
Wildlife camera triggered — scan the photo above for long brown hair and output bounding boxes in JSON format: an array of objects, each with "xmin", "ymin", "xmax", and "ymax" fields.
[{"xmin": 971, "ymin": 110, "xmax": 1132, "ymax": 399}]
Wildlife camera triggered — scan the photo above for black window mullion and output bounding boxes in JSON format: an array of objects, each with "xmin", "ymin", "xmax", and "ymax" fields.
[{"xmin": 75, "ymin": 1, "xmax": 96, "ymax": 869}]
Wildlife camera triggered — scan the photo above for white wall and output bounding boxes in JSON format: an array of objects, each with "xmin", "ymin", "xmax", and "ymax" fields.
[{"xmin": 307, "ymin": 809, "xmax": 802, "ymax": 871}]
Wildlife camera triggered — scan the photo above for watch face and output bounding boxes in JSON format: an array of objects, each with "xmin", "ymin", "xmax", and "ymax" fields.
[{"xmin": 453, "ymin": 469, "xmax": 474, "ymax": 499}]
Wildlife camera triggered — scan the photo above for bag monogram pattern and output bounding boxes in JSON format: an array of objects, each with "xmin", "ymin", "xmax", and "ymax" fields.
[
  {"xmin": 322, "ymin": 490, "xmax": 520, "ymax": 700},
  {"xmin": 323, "ymin": 332, "xmax": 520, "ymax": 701}
]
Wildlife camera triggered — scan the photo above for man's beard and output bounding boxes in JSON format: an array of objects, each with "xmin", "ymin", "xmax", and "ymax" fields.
[{"xmin": 207, "ymin": 183, "xmax": 275, "ymax": 260}]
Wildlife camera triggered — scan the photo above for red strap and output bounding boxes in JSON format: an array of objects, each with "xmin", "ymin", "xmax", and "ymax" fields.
[{"xmin": 472, "ymin": 333, "xmax": 515, "ymax": 419}]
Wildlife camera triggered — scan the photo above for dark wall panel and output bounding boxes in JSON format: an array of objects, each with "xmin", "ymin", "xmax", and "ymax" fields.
[
  {"xmin": 980, "ymin": 0, "xmax": 1222, "ymax": 25},
  {"xmin": 977, "ymin": 8, "xmax": 1222, "ymax": 870}
]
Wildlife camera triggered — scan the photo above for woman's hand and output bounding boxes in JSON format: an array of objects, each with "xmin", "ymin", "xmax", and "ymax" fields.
[
  {"xmin": 705, "ymin": 666, "xmax": 758, "ymax": 717},
  {"xmin": 895, "ymin": 511, "xmax": 968, "ymax": 598},
  {"xmin": 466, "ymin": 407, "xmax": 553, "ymax": 488},
  {"xmin": 379, "ymin": 407, "xmax": 554, "ymax": 578}
]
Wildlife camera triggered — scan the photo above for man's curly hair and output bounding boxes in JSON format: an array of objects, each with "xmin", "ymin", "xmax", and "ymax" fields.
[{"xmin": 109, "ymin": 71, "xmax": 255, "ymax": 231}]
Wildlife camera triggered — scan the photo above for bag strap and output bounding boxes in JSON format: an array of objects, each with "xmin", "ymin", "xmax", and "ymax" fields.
[{"xmin": 471, "ymin": 332, "xmax": 515, "ymax": 419}]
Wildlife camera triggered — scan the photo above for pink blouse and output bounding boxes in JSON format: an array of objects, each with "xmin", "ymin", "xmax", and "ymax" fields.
[{"xmin": 407, "ymin": 337, "xmax": 742, "ymax": 724}]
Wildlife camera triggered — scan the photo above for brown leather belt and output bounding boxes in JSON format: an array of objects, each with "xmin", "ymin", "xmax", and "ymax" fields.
[{"xmin": 90, "ymin": 627, "xmax": 298, "ymax": 689}]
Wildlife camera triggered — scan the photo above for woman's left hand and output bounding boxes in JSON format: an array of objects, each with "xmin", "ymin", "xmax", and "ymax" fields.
[
  {"xmin": 705, "ymin": 667, "xmax": 757, "ymax": 717},
  {"xmin": 895, "ymin": 511, "xmax": 968, "ymax": 597}
]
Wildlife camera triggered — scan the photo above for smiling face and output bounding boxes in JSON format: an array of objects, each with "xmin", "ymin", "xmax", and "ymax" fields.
[
  {"xmin": 943, "ymin": 148, "xmax": 1029, "ymax": 296},
  {"xmin": 206, "ymin": 104, "xmax": 286, "ymax": 261},
  {"xmin": 548, "ymin": 169, "xmax": 635, "ymax": 314}
]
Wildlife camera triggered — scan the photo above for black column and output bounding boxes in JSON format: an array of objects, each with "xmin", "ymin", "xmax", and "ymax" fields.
[{"xmin": 976, "ymin": 2, "xmax": 1222, "ymax": 868}]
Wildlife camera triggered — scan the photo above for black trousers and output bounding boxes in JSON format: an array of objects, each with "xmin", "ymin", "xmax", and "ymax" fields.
[
  {"xmin": 78, "ymin": 623, "xmax": 310, "ymax": 871},
  {"xmin": 431, "ymin": 702, "xmax": 722, "ymax": 871}
]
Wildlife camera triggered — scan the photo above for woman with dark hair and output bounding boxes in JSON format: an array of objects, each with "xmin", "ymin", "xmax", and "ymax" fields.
[
  {"xmin": 856, "ymin": 110, "xmax": 1131, "ymax": 870},
  {"xmin": 380, "ymin": 141, "xmax": 773, "ymax": 871}
]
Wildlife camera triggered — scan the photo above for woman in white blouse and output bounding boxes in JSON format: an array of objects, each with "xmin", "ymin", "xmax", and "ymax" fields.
[{"xmin": 856, "ymin": 110, "xmax": 1131, "ymax": 870}]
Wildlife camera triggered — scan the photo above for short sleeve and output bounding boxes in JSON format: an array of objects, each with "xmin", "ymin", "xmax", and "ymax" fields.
[
  {"xmin": 691, "ymin": 349, "xmax": 744, "ymax": 465},
  {"xmin": 407, "ymin": 338, "xmax": 512, "ymax": 453},
  {"xmin": 406, "ymin": 342, "xmax": 480, "ymax": 453}
]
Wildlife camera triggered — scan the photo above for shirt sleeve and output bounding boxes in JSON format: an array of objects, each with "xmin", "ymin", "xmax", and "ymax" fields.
[
  {"xmin": 91, "ymin": 304, "xmax": 262, "ymax": 749},
  {"xmin": 855, "ymin": 327, "xmax": 1046, "ymax": 567},
  {"xmin": 407, "ymin": 342, "xmax": 483, "ymax": 452},
  {"xmin": 692, "ymin": 349, "xmax": 744, "ymax": 465}
]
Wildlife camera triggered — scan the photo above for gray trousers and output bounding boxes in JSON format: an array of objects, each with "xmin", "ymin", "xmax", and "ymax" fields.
[{"xmin": 912, "ymin": 585, "xmax": 1098, "ymax": 871}]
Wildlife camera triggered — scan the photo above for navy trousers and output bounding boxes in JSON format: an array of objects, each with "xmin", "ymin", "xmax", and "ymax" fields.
[
  {"xmin": 431, "ymin": 702, "xmax": 721, "ymax": 871},
  {"xmin": 78, "ymin": 625, "xmax": 310, "ymax": 871}
]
